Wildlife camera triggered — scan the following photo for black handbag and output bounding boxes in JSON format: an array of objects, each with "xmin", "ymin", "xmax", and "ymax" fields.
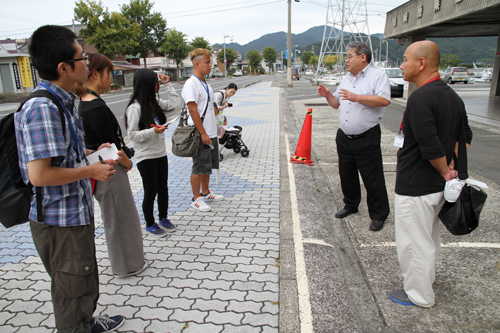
[
  {"xmin": 438, "ymin": 113, "xmax": 487, "ymax": 235},
  {"xmin": 171, "ymin": 100, "xmax": 208, "ymax": 158}
]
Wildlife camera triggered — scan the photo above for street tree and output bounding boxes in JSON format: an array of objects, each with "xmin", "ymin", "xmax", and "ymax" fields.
[
  {"xmin": 301, "ymin": 51, "xmax": 314, "ymax": 66},
  {"xmin": 262, "ymin": 46, "xmax": 278, "ymax": 73},
  {"xmin": 191, "ymin": 37, "xmax": 212, "ymax": 51},
  {"xmin": 216, "ymin": 47, "xmax": 238, "ymax": 70},
  {"xmin": 246, "ymin": 49, "xmax": 262, "ymax": 75},
  {"xmin": 161, "ymin": 28, "xmax": 191, "ymax": 81},
  {"xmin": 74, "ymin": 0, "xmax": 140, "ymax": 59},
  {"xmin": 120, "ymin": 0, "xmax": 167, "ymax": 67}
]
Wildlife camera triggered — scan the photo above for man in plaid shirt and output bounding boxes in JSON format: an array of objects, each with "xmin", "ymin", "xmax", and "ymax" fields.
[{"xmin": 15, "ymin": 25, "xmax": 124, "ymax": 333}]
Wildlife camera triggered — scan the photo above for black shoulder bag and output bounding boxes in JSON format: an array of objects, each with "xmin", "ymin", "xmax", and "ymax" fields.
[{"xmin": 438, "ymin": 113, "xmax": 487, "ymax": 235}]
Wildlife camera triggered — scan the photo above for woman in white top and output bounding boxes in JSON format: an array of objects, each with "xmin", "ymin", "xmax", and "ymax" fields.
[
  {"xmin": 125, "ymin": 69, "xmax": 181, "ymax": 238},
  {"xmin": 213, "ymin": 83, "xmax": 238, "ymax": 111}
]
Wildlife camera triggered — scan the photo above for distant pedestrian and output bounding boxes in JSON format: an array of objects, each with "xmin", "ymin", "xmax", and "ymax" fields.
[
  {"xmin": 389, "ymin": 40, "xmax": 472, "ymax": 307},
  {"xmin": 318, "ymin": 41, "xmax": 391, "ymax": 231},
  {"xmin": 182, "ymin": 48, "xmax": 224, "ymax": 212},
  {"xmin": 214, "ymin": 83, "xmax": 238, "ymax": 112},
  {"xmin": 75, "ymin": 53, "xmax": 147, "ymax": 278},
  {"xmin": 125, "ymin": 69, "xmax": 180, "ymax": 237},
  {"xmin": 15, "ymin": 25, "xmax": 124, "ymax": 332}
]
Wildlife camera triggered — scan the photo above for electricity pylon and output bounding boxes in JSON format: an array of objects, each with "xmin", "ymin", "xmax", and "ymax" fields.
[{"xmin": 315, "ymin": 0, "xmax": 373, "ymax": 81}]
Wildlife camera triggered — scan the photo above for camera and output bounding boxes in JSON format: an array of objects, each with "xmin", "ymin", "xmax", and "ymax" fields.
[
  {"xmin": 227, "ymin": 103, "xmax": 233, "ymax": 108},
  {"xmin": 122, "ymin": 146, "xmax": 135, "ymax": 158},
  {"xmin": 158, "ymin": 76, "xmax": 162, "ymax": 84}
]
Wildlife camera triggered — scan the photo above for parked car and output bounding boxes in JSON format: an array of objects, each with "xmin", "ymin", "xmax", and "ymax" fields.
[
  {"xmin": 305, "ymin": 70, "xmax": 313, "ymax": 75},
  {"xmin": 383, "ymin": 68, "xmax": 406, "ymax": 97},
  {"xmin": 442, "ymin": 67, "xmax": 469, "ymax": 84},
  {"xmin": 213, "ymin": 69, "xmax": 223, "ymax": 77},
  {"xmin": 291, "ymin": 68, "xmax": 300, "ymax": 80},
  {"xmin": 234, "ymin": 70, "xmax": 243, "ymax": 77}
]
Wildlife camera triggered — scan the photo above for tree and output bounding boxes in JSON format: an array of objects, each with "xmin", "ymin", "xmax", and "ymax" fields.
[
  {"xmin": 191, "ymin": 37, "xmax": 212, "ymax": 51},
  {"xmin": 440, "ymin": 54, "xmax": 463, "ymax": 69},
  {"xmin": 161, "ymin": 28, "xmax": 191, "ymax": 81},
  {"xmin": 301, "ymin": 51, "xmax": 314, "ymax": 66},
  {"xmin": 262, "ymin": 46, "xmax": 278, "ymax": 73},
  {"xmin": 216, "ymin": 48, "xmax": 238, "ymax": 71},
  {"xmin": 120, "ymin": 0, "xmax": 167, "ymax": 67},
  {"xmin": 74, "ymin": 0, "xmax": 140, "ymax": 59},
  {"xmin": 246, "ymin": 49, "xmax": 262, "ymax": 75}
]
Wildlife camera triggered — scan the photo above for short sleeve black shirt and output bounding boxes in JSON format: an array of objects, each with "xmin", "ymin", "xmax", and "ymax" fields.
[{"xmin": 395, "ymin": 79, "xmax": 472, "ymax": 196}]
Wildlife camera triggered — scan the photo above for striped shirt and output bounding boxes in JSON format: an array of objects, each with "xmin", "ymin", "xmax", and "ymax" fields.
[
  {"xmin": 14, "ymin": 79, "xmax": 93, "ymax": 226},
  {"xmin": 334, "ymin": 65, "xmax": 391, "ymax": 135}
]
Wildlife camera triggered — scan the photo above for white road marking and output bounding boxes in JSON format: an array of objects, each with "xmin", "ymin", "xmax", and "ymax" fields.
[
  {"xmin": 285, "ymin": 134, "xmax": 314, "ymax": 332},
  {"xmin": 359, "ymin": 242, "xmax": 500, "ymax": 249},
  {"xmin": 303, "ymin": 238, "xmax": 335, "ymax": 248}
]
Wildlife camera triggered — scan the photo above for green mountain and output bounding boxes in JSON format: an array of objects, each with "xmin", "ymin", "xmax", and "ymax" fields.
[{"xmin": 217, "ymin": 25, "xmax": 497, "ymax": 64}]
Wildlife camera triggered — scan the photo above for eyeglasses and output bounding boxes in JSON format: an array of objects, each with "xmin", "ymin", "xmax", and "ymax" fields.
[
  {"xmin": 346, "ymin": 54, "xmax": 359, "ymax": 60},
  {"xmin": 64, "ymin": 53, "xmax": 89, "ymax": 65}
]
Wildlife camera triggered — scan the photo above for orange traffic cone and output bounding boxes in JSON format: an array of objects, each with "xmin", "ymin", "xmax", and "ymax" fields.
[{"xmin": 290, "ymin": 108, "xmax": 314, "ymax": 166}]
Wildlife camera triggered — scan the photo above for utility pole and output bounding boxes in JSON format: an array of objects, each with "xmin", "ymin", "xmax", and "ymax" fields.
[
  {"xmin": 287, "ymin": 0, "xmax": 292, "ymax": 86},
  {"xmin": 223, "ymin": 34, "xmax": 233, "ymax": 79}
]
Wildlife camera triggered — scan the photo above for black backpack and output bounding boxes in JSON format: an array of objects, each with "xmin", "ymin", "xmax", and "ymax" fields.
[{"xmin": 0, "ymin": 90, "xmax": 65, "ymax": 228}]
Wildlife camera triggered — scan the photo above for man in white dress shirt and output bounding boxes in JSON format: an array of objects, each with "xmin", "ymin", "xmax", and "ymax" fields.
[{"xmin": 318, "ymin": 41, "xmax": 391, "ymax": 231}]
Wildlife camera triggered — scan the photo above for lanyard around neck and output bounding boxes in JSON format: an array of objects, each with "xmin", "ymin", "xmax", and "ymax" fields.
[
  {"xmin": 38, "ymin": 83, "xmax": 82, "ymax": 163},
  {"xmin": 193, "ymin": 75, "xmax": 210, "ymax": 100}
]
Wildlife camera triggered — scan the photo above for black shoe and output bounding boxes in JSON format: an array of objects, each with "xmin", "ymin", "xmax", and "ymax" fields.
[
  {"xmin": 335, "ymin": 208, "xmax": 357, "ymax": 219},
  {"xmin": 388, "ymin": 289, "xmax": 415, "ymax": 306},
  {"xmin": 370, "ymin": 219, "xmax": 384, "ymax": 231}
]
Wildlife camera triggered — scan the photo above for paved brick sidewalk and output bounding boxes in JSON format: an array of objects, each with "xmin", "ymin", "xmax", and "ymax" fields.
[{"xmin": 0, "ymin": 82, "xmax": 280, "ymax": 332}]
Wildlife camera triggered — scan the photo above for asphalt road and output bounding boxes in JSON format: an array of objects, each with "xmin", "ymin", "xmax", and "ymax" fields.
[{"xmin": 282, "ymin": 76, "xmax": 500, "ymax": 186}]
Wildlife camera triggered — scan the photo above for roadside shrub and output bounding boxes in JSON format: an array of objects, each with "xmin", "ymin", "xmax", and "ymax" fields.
[{"xmin": 111, "ymin": 81, "xmax": 122, "ymax": 90}]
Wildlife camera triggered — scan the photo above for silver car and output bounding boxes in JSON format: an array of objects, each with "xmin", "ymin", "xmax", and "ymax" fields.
[{"xmin": 442, "ymin": 67, "xmax": 469, "ymax": 84}]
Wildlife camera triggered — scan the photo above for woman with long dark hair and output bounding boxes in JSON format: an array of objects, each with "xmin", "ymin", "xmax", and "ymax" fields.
[
  {"xmin": 75, "ymin": 53, "xmax": 146, "ymax": 278},
  {"xmin": 125, "ymin": 69, "xmax": 180, "ymax": 238},
  {"xmin": 213, "ymin": 82, "xmax": 238, "ymax": 111}
]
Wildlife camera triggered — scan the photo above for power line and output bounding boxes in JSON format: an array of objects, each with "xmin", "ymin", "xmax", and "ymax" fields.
[{"xmin": 165, "ymin": 0, "xmax": 285, "ymax": 19}]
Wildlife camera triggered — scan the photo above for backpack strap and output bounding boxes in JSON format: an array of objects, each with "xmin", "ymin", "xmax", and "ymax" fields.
[{"xmin": 18, "ymin": 89, "xmax": 67, "ymax": 223}]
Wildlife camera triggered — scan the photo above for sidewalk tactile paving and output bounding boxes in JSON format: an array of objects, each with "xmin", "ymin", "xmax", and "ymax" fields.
[{"xmin": 0, "ymin": 82, "xmax": 279, "ymax": 331}]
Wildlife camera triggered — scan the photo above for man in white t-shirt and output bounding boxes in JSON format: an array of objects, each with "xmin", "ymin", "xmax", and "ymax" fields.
[{"xmin": 181, "ymin": 48, "xmax": 224, "ymax": 212}]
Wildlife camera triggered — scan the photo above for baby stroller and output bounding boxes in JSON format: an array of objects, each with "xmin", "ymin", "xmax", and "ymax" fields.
[{"xmin": 219, "ymin": 126, "xmax": 249, "ymax": 161}]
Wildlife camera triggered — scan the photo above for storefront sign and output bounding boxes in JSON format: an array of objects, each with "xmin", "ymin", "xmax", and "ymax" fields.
[
  {"xmin": 18, "ymin": 57, "xmax": 33, "ymax": 87},
  {"xmin": 12, "ymin": 63, "xmax": 21, "ymax": 90}
]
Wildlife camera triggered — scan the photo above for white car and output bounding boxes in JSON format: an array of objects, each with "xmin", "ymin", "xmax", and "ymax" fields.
[
  {"xmin": 384, "ymin": 68, "xmax": 406, "ymax": 97},
  {"xmin": 305, "ymin": 70, "xmax": 313, "ymax": 75},
  {"xmin": 234, "ymin": 70, "xmax": 242, "ymax": 77}
]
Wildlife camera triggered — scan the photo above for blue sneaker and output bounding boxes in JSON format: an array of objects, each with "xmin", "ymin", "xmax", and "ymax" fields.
[
  {"xmin": 159, "ymin": 218, "xmax": 177, "ymax": 232},
  {"xmin": 145, "ymin": 223, "xmax": 168, "ymax": 238},
  {"xmin": 388, "ymin": 289, "xmax": 415, "ymax": 306},
  {"xmin": 91, "ymin": 315, "xmax": 125, "ymax": 333}
]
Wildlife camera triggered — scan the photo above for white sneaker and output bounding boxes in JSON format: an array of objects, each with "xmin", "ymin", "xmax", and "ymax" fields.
[
  {"xmin": 191, "ymin": 197, "xmax": 211, "ymax": 212},
  {"xmin": 200, "ymin": 190, "xmax": 224, "ymax": 201}
]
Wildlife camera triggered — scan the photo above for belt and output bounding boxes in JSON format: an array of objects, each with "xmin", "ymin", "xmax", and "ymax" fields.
[
  {"xmin": 345, "ymin": 133, "xmax": 365, "ymax": 139},
  {"xmin": 342, "ymin": 124, "xmax": 379, "ymax": 139}
]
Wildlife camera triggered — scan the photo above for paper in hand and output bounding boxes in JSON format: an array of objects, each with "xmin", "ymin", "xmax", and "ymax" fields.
[
  {"xmin": 164, "ymin": 117, "xmax": 179, "ymax": 126},
  {"xmin": 87, "ymin": 143, "xmax": 120, "ymax": 165}
]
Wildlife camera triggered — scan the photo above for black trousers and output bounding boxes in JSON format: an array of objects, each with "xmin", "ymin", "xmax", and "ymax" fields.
[
  {"xmin": 336, "ymin": 124, "xmax": 390, "ymax": 221},
  {"xmin": 137, "ymin": 155, "xmax": 169, "ymax": 227}
]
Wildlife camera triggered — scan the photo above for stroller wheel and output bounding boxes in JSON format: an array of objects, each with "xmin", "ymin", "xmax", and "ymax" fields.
[
  {"xmin": 241, "ymin": 149, "xmax": 249, "ymax": 157},
  {"xmin": 220, "ymin": 153, "xmax": 224, "ymax": 161},
  {"xmin": 233, "ymin": 147, "xmax": 241, "ymax": 154}
]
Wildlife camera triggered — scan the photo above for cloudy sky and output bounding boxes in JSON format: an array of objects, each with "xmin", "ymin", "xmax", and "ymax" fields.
[{"xmin": 0, "ymin": 0, "xmax": 408, "ymax": 46}]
